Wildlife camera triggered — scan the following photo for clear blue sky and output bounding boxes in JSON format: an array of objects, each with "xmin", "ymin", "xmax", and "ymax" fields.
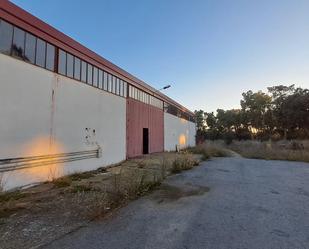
[{"xmin": 11, "ymin": 0, "xmax": 309, "ymax": 112}]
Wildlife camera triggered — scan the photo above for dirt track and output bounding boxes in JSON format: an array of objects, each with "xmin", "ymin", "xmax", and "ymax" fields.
[{"xmin": 44, "ymin": 157, "xmax": 309, "ymax": 249}]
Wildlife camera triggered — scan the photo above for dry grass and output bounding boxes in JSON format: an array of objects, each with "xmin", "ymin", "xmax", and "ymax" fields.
[
  {"xmin": 187, "ymin": 142, "xmax": 232, "ymax": 160},
  {"xmin": 73, "ymin": 191, "xmax": 110, "ymax": 220},
  {"xmin": 0, "ymin": 190, "xmax": 29, "ymax": 203},
  {"xmin": 0, "ymin": 152, "xmax": 203, "ymax": 249},
  {"xmin": 171, "ymin": 154, "xmax": 199, "ymax": 173},
  {"xmin": 0, "ymin": 173, "xmax": 4, "ymax": 193},
  {"xmin": 0, "ymin": 190, "xmax": 30, "ymax": 218},
  {"xmin": 226, "ymin": 140, "xmax": 309, "ymax": 162},
  {"xmin": 0, "ymin": 152, "xmax": 201, "ymax": 220},
  {"xmin": 52, "ymin": 177, "xmax": 72, "ymax": 188}
]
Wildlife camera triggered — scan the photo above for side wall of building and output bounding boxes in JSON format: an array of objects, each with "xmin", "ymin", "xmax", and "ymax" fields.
[
  {"xmin": 164, "ymin": 112, "xmax": 196, "ymax": 151},
  {"xmin": 0, "ymin": 54, "xmax": 126, "ymax": 190}
]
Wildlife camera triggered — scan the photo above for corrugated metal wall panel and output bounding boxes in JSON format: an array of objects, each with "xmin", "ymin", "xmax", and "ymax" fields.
[
  {"xmin": 126, "ymin": 98, "xmax": 164, "ymax": 158},
  {"xmin": 149, "ymin": 105, "xmax": 164, "ymax": 153}
]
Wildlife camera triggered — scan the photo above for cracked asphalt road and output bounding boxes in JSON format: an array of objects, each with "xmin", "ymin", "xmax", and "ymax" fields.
[{"xmin": 44, "ymin": 157, "xmax": 309, "ymax": 249}]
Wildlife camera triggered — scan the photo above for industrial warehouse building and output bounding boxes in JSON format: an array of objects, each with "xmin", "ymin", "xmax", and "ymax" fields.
[{"xmin": 0, "ymin": 1, "xmax": 196, "ymax": 191}]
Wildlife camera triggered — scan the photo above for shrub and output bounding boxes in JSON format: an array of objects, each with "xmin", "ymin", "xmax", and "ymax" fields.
[
  {"xmin": 171, "ymin": 154, "xmax": 197, "ymax": 173},
  {"xmin": 188, "ymin": 143, "xmax": 230, "ymax": 160},
  {"xmin": 71, "ymin": 184, "xmax": 93, "ymax": 193},
  {"xmin": 53, "ymin": 177, "xmax": 72, "ymax": 188},
  {"xmin": 227, "ymin": 140, "xmax": 309, "ymax": 162}
]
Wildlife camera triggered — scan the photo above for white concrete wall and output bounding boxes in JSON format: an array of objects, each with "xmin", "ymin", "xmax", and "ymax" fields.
[
  {"xmin": 0, "ymin": 54, "xmax": 126, "ymax": 191},
  {"xmin": 164, "ymin": 112, "xmax": 196, "ymax": 151}
]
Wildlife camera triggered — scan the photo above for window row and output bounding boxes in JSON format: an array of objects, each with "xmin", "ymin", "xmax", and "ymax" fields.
[
  {"xmin": 129, "ymin": 85, "xmax": 163, "ymax": 109},
  {"xmin": 0, "ymin": 19, "xmax": 186, "ymax": 113},
  {"xmin": 58, "ymin": 50, "xmax": 127, "ymax": 97},
  {"xmin": 129, "ymin": 85, "xmax": 149, "ymax": 104},
  {"xmin": 0, "ymin": 19, "xmax": 55, "ymax": 71},
  {"xmin": 164, "ymin": 103, "xmax": 195, "ymax": 122}
]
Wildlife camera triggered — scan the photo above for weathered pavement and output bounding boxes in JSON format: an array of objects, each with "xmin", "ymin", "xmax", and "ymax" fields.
[{"xmin": 44, "ymin": 158, "xmax": 309, "ymax": 249}]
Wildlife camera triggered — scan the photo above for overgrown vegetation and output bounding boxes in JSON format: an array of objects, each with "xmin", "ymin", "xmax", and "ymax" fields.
[
  {"xmin": 187, "ymin": 143, "xmax": 231, "ymax": 160},
  {"xmin": 0, "ymin": 173, "xmax": 4, "ymax": 193},
  {"xmin": 171, "ymin": 155, "xmax": 196, "ymax": 173},
  {"xmin": 53, "ymin": 177, "xmax": 72, "ymax": 188},
  {"xmin": 227, "ymin": 140, "xmax": 309, "ymax": 162},
  {"xmin": 0, "ymin": 152, "xmax": 202, "ymax": 220},
  {"xmin": 195, "ymin": 85, "xmax": 309, "ymax": 142},
  {"xmin": 0, "ymin": 190, "xmax": 29, "ymax": 203}
]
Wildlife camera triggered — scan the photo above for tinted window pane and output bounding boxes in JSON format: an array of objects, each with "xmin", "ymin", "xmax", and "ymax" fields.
[
  {"xmin": 115, "ymin": 77, "xmax": 119, "ymax": 94},
  {"xmin": 46, "ymin": 43, "xmax": 55, "ymax": 71},
  {"xmin": 25, "ymin": 33, "xmax": 36, "ymax": 63},
  {"xmin": 87, "ymin": 64, "xmax": 93, "ymax": 85},
  {"xmin": 112, "ymin": 76, "xmax": 116, "ymax": 93},
  {"xmin": 98, "ymin": 70, "xmax": 103, "ymax": 89},
  {"xmin": 103, "ymin": 71, "xmax": 108, "ymax": 90},
  {"xmin": 124, "ymin": 82, "xmax": 127, "ymax": 97},
  {"xmin": 129, "ymin": 85, "xmax": 133, "ymax": 98},
  {"xmin": 116, "ymin": 78, "xmax": 120, "ymax": 95},
  {"xmin": 93, "ymin": 67, "xmax": 98, "ymax": 87},
  {"xmin": 130, "ymin": 86, "xmax": 134, "ymax": 98},
  {"xmin": 66, "ymin": 53, "xmax": 74, "ymax": 77},
  {"xmin": 108, "ymin": 74, "xmax": 112, "ymax": 92},
  {"xmin": 35, "ymin": 38, "xmax": 46, "ymax": 67},
  {"xmin": 81, "ymin": 61, "xmax": 87, "ymax": 82},
  {"xmin": 12, "ymin": 27, "xmax": 25, "ymax": 59},
  {"xmin": 119, "ymin": 80, "xmax": 123, "ymax": 96},
  {"xmin": 58, "ymin": 49, "xmax": 66, "ymax": 75},
  {"xmin": 114, "ymin": 78, "xmax": 118, "ymax": 94},
  {"xmin": 74, "ymin": 57, "xmax": 81, "ymax": 80},
  {"xmin": 0, "ymin": 20, "xmax": 13, "ymax": 55},
  {"xmin": 118, "ymin": 79, "xmax": 121, "ymax": 95}
]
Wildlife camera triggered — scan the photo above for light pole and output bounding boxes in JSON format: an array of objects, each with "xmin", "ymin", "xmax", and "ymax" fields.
[
  {"xmin": 152, "ymin": 85, "xmax": 171, "ymax": 113},
  {"xmin": 157, "ymin": 85, "xmax": 171, "ymax": 92}
]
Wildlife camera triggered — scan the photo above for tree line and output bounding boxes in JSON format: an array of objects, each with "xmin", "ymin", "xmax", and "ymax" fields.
[{"xmin": 195, "ymin": 85, "xmax": 309, "ymax": 143}]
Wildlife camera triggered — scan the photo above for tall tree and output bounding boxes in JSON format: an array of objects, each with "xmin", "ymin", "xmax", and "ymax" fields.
[
  {"xmin": 240, "ymin": 90, "xmax": 272, "ymax": 131},
  {"xmin": 267, "ymin": 85, "xmax": 295, "ymax": 134},
  {"xmin": 194, "ymin": 110, "xmax": 206, "ymax": 131}
]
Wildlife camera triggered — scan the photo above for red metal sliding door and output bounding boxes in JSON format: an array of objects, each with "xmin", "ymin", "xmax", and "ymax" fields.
[{"xmin": 126, "ymin": 98, "xmax": 164, "ymax": 158}]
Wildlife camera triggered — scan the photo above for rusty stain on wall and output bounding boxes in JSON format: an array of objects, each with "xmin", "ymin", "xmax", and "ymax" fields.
[{"xmin": 49, "ymin": 74, "xmax": 59, "ymax": 149}]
